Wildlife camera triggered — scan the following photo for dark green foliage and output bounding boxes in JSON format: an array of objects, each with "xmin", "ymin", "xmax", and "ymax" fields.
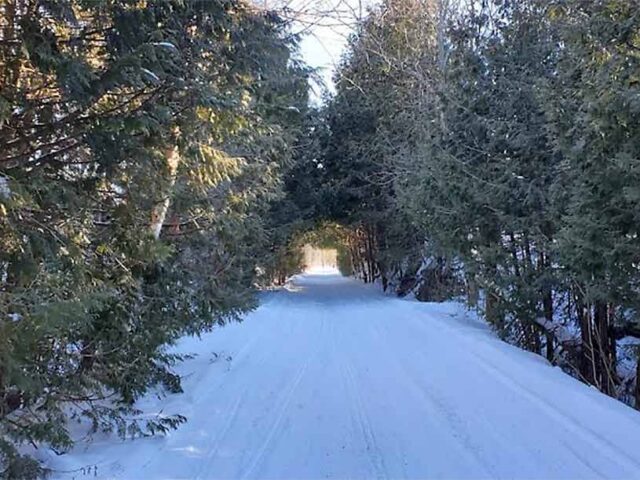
[
  {"xmin": 313, "ymin": 0, "xmax": 640, "ymax": 407},
  {"xmin": 2, "ymin": 0, "xmax": 640, "ymax": 474},
  {"xmin": 309, "ymin": 0, "xmax": 437, "ymax": 290},
  {"xmin": 0, "ymin": 0, "xmax": 309, "ymax": 476},
  {"xmin": 544, "ymin": 0, "xmax": 640, "ymax": 395}
]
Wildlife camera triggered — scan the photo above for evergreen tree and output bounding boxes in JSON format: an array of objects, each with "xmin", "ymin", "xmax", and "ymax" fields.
[
  {"xmin": 545, "ymin": 0, "xmax": 640, "ymax": 396},
  {"xmin": 0, "ymin": 1, "xmax": 309, "ymax": 476},
  {"xmin": 318, "ymin": 0, "xmax": 640, "ymax": 407}
]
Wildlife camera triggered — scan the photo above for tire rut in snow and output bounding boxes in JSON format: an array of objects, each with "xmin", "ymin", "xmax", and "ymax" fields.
[
  {"xmin": 407, "ymin": 312, "xmax": 640, "ymax": 476},
  {"xmin": 369, "ymin": 318, "xmax": 496, "ymax": 478},
  {"xmin": 331, "ymin": 319, "xmax": 389, "ymax": 480},
  {"xmin": 192, "ymin": 320, "xmax": 287, "ymax": 480},
  {"xmin": 470, "ymin": 350, "xmax": 640, "ymax": 474},
  {"xmin": 194, "ymin": 389, "xmax": 248, "ymax": 480},
  {"xmin": 239, "ymin": 317, "xmax": 327, "ymax": 480}
]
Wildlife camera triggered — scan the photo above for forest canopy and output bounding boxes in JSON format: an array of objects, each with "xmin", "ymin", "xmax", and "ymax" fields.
[
  {"xmin": 2, "ymin": 0, "xmax": 640, "ymax": 477},
  {"xmin": 304, "ymin": 0, "xmax": 640, "ymax": 410},
  {"xmin": 0, "ymin": 0, "xmax": 311, "ymax": 476}
]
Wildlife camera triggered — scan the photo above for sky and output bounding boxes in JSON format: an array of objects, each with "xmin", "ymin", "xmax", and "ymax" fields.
[{"xmin": 286, "ymin": 0, "xmax": 379, "ymax": 96}]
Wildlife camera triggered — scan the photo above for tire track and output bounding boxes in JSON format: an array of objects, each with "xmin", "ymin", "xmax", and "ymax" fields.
[
  {"xmin": 194, "ymin": 391, "xmax": 248, "ymax": 480},
  {"xmin": 139, "ymin": 321, "xmax": 274, "ymax": 478},
  {"xmin": 407, "ymin": 311, "xmax": 640, "ymax": 475},
  {"xmin": 342, "ymin": 356, "xmax": 389, "ymax": 480},
  {"xmin": 239, "ymin": 316, "xmax": 326, "ymax": 480},
  {"xmin": 331, "ymin": 318, "xmax": 389, "ymax": 480},
  {"xmin": 369, "ymin": 317, "xmax": 496, "ymax": 478},
  {"xmin": 471, "ymin": 350, "xmax": 640, "ymax": 474},
  {"xmin": 193, "ymin": 318, "xmax": 297, "ymax": 480}
]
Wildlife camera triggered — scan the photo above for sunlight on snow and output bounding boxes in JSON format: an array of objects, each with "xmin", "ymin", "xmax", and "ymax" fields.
[{"xmin": 303, "ymin": 244, "xmax": 340, "ymax": 275}]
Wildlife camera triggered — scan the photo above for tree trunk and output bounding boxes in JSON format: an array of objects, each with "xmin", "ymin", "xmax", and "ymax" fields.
[
  {"xmin": 576, "ymin": 289, "xmax": 617, "ymax": 395},
  {"xmin": 508, "ymin": 232, "xmax": 521, "ymax": 278},
  {"xmin": 543, "ymin": 290, "xmax": 554, "ymax": 363},
  {"xmin": 150, "ymin": 144, "xmax": 180, "ymax": 239},
  {"xmin": 593, "ymin": 300, "xmax": 616, "ymax": 395},
  {"xmin": 2, "ymin": 1, "xmax": 18, "ymax": 91},
  {"xmin": 485, "ymin": 290, "xmax": 502, "ymax": 331},
  {"xmin": 365, "ymin": 225, "xmax": 376, "ymax": 283},
  {"xmin": 540, "ymin": 251, "xmax": 555, "ymax": 363},
  {"xmin": 484, "ymin": 264, "xmax": 503, "ymax": 331},
  {"xmin": 576, "ymin": 291, "xmax": 596, "ymax": 385},
  {"xmin": 635, "ymin": 354, "xmax": 640, "ymax": 410},
  {"xmin": 466, "ymin": 272, "xmax": 479, "ymax": 307}
]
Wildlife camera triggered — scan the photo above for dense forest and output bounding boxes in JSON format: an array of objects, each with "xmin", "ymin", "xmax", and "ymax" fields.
[
  {"xmin": 304, "ymin": 0, "xmax": 640, "ymax": 412},
  {"xmin": 1, "ymin": 0, "xmax": 640, "ymax": 478},
  {"xmin": 0, "ymin": 0, "xmax": 311, "ymax": 476}
]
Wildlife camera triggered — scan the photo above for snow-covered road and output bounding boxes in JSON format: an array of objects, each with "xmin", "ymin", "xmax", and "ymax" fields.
[{"xmin": 52, "ymin": 274, "xmax": 640, "ymax": 479}]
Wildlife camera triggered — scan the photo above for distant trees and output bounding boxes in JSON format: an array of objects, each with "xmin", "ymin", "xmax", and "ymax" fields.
[
  {"xmin": 318, "ymin": 0, "xmax": 640, "ymax": 407},
  {"xmin": 0, "ymin": 0, "xmax": 309, "ymax": 477}
]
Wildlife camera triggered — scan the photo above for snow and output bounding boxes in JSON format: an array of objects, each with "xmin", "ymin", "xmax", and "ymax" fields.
[
  {"xmin": 302, "ymin": 245, "xmax": 338, "ymax": 274},
  {"xmin": 303, "ymin": 266, "xmax": 339, "ymax": 275},
  {"xmin": 152, "ymin": 42, "xmax": 179, "ymax": 52},
  {"xmin": 141, "ymin": 68, "xmax": 160, "ymax": 84},
  {"xmin": 46, "ymin": 274, "xmax": 640, "ymax": 479},
  {"xmin": 0, "ymin": 175, "xmax": 10, "ymax": 198}
]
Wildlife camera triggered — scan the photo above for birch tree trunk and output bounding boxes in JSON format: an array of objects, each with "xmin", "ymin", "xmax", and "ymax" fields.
[{"xmin": 150, "ymin": 144, "xmax": 180, "ymax": 240}]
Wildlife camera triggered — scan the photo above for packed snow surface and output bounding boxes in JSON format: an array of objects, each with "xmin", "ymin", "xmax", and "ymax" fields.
[{"xmin": 50, "ymin": 274, "xmax": 640, "ymax": 479}]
